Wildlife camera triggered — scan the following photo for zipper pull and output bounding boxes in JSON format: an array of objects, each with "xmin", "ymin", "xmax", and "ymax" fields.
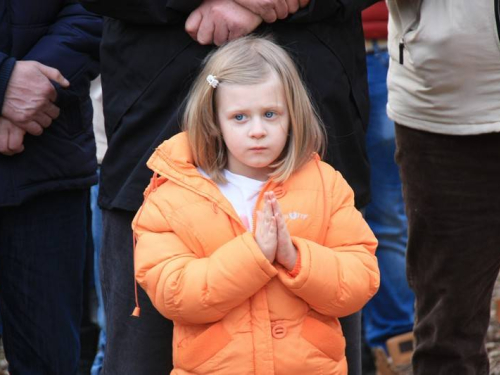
[{"xmin": 399, "ymin": 40, "xmax": 405, "ymax": 65}]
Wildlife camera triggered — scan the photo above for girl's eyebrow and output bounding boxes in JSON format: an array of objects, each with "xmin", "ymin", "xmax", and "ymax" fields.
[
  {"xmin": 224, "ymin": 103, "xmax": 286, "ymax": 112},
  {"xmin": 223, "ymin": 107, "xmax": 249, "ymax": 114}
]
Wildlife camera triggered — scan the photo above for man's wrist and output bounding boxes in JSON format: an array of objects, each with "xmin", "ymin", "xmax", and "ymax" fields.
[{"xmin": 0, "ymin": 56, "xmax": 16, "ymax": 116}]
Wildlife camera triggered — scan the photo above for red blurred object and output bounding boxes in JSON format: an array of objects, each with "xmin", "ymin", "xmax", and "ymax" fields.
[{"xmin": 362, "ymin": 1, "xmax": 388, "ymax": 40}]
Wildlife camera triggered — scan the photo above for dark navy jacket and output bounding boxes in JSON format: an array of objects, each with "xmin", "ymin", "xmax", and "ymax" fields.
[{"xmin": 0, "ymin": 0, "xmax": 102, "ymax": 206}]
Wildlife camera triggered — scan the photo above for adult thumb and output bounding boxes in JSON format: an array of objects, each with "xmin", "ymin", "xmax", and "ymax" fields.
[
  {"xmin": 185, "ymin": 10, "xmax": 202, "ymax": 40},
  {"xmin": 37, "ymin": 63, "xmax": 70, "ymax": 88}
]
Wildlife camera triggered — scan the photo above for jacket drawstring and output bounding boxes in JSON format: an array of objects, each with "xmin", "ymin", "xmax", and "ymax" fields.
[
  {"xmin": 314, "ymin": 156, "xmax": 329, "ymax": 245},
  {"xmin": 131, "ymin": 172, "xmax": 159, "ymax": 317}
]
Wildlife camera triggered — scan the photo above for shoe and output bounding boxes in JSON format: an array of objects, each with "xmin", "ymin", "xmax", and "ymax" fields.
[
  {"xmin": 0, "ymin": 337, "xmax": 9, "ymax": 375},
  {"xmin": 373, "ymin": 332, "xmax": 414, "ymax": 375}
]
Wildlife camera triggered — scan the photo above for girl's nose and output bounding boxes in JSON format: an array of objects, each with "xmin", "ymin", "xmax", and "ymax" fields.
[{"xmin": 248, "ymin": 119, "xmax": 267, "ymax": 138}]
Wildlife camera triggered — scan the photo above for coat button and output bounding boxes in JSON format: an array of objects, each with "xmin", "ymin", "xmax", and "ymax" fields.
[{"xmin": 271, "ymin": 324, "xmax": 287, "ymax": 339}]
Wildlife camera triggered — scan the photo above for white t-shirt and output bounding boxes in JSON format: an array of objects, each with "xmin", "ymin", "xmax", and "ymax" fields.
[{"xmin": 198, "ymin": 168, "xmax": 264, "ymax": 232}]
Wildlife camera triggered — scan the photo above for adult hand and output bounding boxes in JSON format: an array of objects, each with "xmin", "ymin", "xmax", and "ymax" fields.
[
  {"xmin": 2, "ymin": 61, "xmax": 69, "ymax": 136},
  {"xmin": 0, "ymin": 117, "xmax": 26, "ymax": 156},
  {"xmin": 268, "ymin": 192, "xmax": 297, "ymax": 271},
  {"xmin": 255, "ymin": 192, "xmax": 278, "ymax": 264},
  {"xmin": 185, "ymin": 0, "xmax": 263, "ymax": 46},
  {"xmin": 234, "ymin": 0, "xmax": 310, "ymax": 23}
]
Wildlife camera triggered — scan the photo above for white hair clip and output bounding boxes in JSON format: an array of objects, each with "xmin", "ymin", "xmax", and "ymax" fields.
[{"xmin": 206, "ymin": 74, "xmax": 219, "ymax": 88}]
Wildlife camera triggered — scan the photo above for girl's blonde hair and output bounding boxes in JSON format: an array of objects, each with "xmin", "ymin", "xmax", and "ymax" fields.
[{"xmin": 182, "ymin": 35, "xmax": 326, "ymax": 183}]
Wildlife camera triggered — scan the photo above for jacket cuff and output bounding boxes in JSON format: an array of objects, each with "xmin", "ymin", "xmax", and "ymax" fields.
[
  {"xmin": 0, "ymin": 54, "xmax": 16, "ymax": 115},
  {"xmin": 277, "ymin": 236, "xmax": 311, "ymax": 288},
  {"xmin": 286, "ymin": 249, "xmax": 302, "ymax": 278}
]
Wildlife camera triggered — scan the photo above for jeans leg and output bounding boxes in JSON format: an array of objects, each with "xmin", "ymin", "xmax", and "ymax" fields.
[
  {"xmin": 395, "ymin": 125, "xmax": 500, "ymax": 375},
  {"xmin": 0, "ymin": 190, "xmax": 88, "ymax": 375},
  {"xmin": 362, "ymin": 51, "xmax": 414, "ymax": 349},
  {"xmin": 100, "ymin": 209, "xmax": 173, "ymax": 375},
  {"xmin": 91, "ymin": 172, "xmax": 106, "ymax": 375}
]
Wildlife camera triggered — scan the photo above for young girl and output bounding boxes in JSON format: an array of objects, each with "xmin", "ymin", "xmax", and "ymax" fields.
[{"xmin": 132, "ymin": 36, "xmax": 379, "ymax": 375}]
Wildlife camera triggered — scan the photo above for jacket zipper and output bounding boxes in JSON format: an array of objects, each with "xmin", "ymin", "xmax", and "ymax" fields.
[
  {"xmin": 399, "ymin": 39, "xmax": 405, "ymax": 64},
  {"xmin": 397, "ymin": 0, "xmax": 423, "ymax": 66}
]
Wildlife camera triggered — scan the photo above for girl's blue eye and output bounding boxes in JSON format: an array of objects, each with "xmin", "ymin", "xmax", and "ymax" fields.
[
  {"xmin": 235, "ymin": 114, "xmax": 244, "ymax": 121},
  {"xmin": 264, "ymin": 111, "xmax": 275, "ymax": 118}
]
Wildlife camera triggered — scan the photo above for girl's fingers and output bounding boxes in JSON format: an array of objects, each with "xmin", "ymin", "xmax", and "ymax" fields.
[
  {"xmin": 275, "ymin": 213, "xmax": 287, "ymax": 234},
  {"xmin": 270, "ymin": 197, "xmax": 284, "ymax": 225},
  {"xmin": 264, "ymin": 194, "xmax": 273, "ymax": 218},
  {"xmin": 255, "ymin": 210, "xmax": 263, "ymax": 230},
  {"xmin": 272, "ymin": 196, "xmax": 282, "ymax": 214},
  {"xmin": 270, "ymin": 216, "xmax": 277, "ymax": 233}
]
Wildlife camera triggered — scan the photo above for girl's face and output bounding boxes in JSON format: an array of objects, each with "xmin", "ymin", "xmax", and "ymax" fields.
[{"xmin": 216, "ymin": 73, "xmax": 290, "ymax": 181}]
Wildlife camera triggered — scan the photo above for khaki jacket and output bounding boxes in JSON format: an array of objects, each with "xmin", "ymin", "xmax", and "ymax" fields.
[
  {"xmin": 387, "ymin": 0, "xmax": 500, "ymax": 134},
  {"xmin": 133, "ymin": 132, "xmax": 379, "ymax": 374}
]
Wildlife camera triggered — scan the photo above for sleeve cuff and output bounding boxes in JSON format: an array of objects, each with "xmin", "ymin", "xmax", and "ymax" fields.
[
  {"xmin": 277, "ymin": 236, "xmax": 311, "ymax": 289},
  {"xmin": 0, "ymin": 55, "xmax": 16, "ymax": 114},
  {"xmin": 287, "ymin": 249, "xmax": 302, "ymax": 278}
]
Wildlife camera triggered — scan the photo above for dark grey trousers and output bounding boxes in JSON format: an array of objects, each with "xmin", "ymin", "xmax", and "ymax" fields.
[
  {"xmin": 100, "ymin": 209, "xmax": 173, "ymax": 375},
  {"xmin": 395, "ymin": 124, "xmax": 500, "ymax": 375}
]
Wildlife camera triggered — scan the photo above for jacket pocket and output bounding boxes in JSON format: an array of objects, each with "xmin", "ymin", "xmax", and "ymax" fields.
[
  {"xmin": 176, "ymin": 321, "xmax": 232, "ymax": 371},
  {"xmin": 301, "ymin": 316, "xmax": 345, "ymax": 362}
]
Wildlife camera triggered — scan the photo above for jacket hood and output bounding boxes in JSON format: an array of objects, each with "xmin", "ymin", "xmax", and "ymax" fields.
[
  {"xmin": 144, "ymin": 132, "xmax": 249, "ymax": 219},
  {"xmin": 146, "ymin": 132, "xmax": 197, "ymax": 178}
]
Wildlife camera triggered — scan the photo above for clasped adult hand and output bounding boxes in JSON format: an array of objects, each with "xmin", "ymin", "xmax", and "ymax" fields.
[
  {"xmin": 255, "ymin": 191, "xmax": 297, "ymax": 271},
  {"xmin": 2, "ymin": 61, "xmax": 69, "ymax": 136},
  {"xmin": 0, "ymin": 117, "xmax": 26, "ymax": 156},
  {"xmin": 185, "ymin": 0, "xmax": 263, "ymax": 46},
  {"xmin": 234, "ymin": 0, "xmax": 310, "ymax": 23}
]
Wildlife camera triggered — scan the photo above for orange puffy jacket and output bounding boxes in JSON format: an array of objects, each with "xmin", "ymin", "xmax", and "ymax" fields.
[{"xmin": 133, "ymin": 132, "xmax": 379, "ymax": 374}]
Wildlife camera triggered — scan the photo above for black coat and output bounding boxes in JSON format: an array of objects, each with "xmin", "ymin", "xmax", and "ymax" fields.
[
  {"xmin": 0, "ymin": 0, "xmax": 102, "ymax": 206},
  {"xmin": 82, "ymin": 0, "xmax": 376, "ymax": 211}
]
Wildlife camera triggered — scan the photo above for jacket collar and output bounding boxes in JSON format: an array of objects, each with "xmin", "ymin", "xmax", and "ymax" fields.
[{"xmin": 146, "ymin": 132, "xmax": 264, "ymax": 222}]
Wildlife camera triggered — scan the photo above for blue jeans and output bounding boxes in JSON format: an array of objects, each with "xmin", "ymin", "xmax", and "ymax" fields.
[
  {"xmin": 362, "ymin": 48, "xmax": 415, "ymax": 349},
  {"xmin": 0, "ymin": 189, "xmax": 88, "ymax": 374},
  {"xmin": 91, "ymin": 171, "xmax": 106, "ymax": 375}
]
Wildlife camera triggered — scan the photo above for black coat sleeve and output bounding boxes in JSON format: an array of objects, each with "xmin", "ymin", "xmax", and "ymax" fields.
[
  {"xmin": 0, "ymin": 52, "xmax": 16, "ymax": 114},
  {"xmin": 287, "ymin": 0, "xmax": 381, "ymax": 23},
  {"xmin": 22, "ymin": 0, "xmax": 102, "ymax": 105},
  {"xmin": 80, "ymin": 0, "xmax": 201, "ymax": 25},
  {"xmin": 23, "ymin": 1, "xmax": 101, "ymax": 83},
  {"xmin": 81, "ymin": 0, "xmax": 378, "ymax": 25}
]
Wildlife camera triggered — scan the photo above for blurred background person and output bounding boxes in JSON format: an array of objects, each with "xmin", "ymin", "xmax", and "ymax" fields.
[
  {"xmin": 361, "ymin": 2, "xmax": 415, "ymax": 374},
  {"xmin": 388, "ymin": 1, "xmax": 500, "ymax": 374},
  {"xmin": 0, "ymin": 1, "xmax": 101, "ymax": 373}
]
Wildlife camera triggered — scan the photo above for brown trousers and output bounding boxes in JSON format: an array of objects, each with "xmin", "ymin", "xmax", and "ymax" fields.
[{"xmin": 395, "ymin": 124, "xmax": 500, "ymax": 375}]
